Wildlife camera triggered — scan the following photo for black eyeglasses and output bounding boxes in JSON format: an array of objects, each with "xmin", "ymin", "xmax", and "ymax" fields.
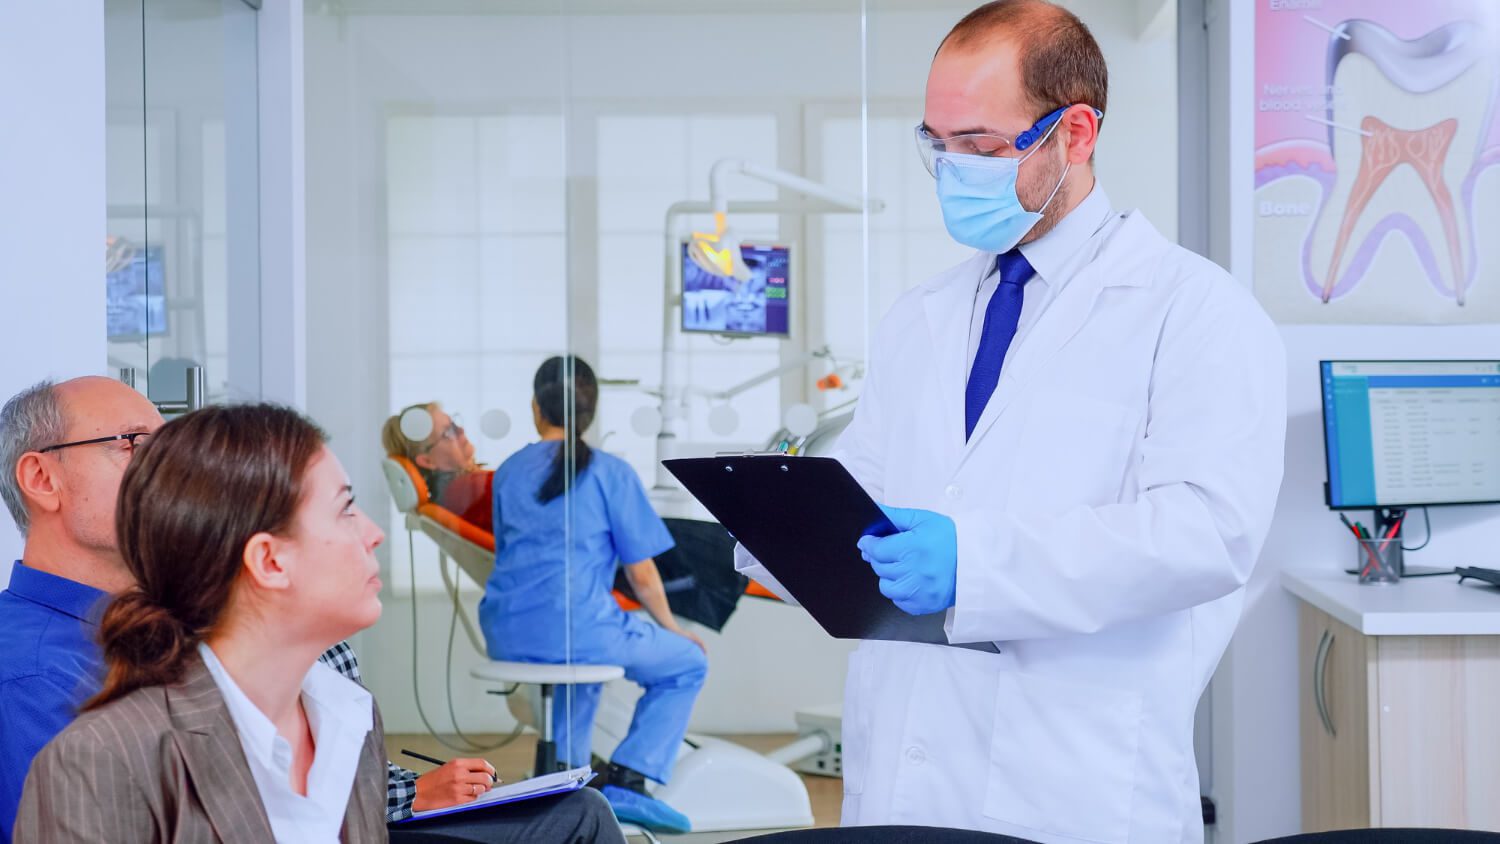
[{"xmin": 39, "ymin": 431, "xmax": 154, "ymax": 455}]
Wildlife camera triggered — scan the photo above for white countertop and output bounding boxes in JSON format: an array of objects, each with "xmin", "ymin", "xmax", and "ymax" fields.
[{"xmin": 1282, "ymin": 568, "xmax": 1500, "ymax": 636}]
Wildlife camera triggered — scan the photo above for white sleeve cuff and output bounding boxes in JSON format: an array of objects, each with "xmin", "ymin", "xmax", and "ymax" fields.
[{"xmin": 944, "ymin": 511, "xmax": 1011, "ymax": 644}]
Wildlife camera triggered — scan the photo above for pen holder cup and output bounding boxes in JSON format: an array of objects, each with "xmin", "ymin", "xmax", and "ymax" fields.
[{"xmin": 1355, "ymin": 536, "xmax": 1402, "ymax": 584}]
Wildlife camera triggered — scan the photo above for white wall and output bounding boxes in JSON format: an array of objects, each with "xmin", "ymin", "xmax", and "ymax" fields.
[
  {"xmin": 304, "ymin": 1, "xmax": 1178, "ymax": 734},
  {"xmin": 1203, "ymin": 1, "xmax": 1500, "ymax": 840},
  {"xmin": 0, "ymin": 4, "xmax": 107, "ymax": 582}
]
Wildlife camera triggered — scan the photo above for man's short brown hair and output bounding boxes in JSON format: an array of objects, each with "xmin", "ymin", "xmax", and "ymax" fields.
[{"xmin": 939, "ymin": 0, "xmax": 1108, "ymax": 126}]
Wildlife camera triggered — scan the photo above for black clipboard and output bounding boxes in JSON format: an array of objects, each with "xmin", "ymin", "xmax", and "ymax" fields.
[{"xmin": 664, "ymin": 455, "xmax": 996, "ymax": 652}]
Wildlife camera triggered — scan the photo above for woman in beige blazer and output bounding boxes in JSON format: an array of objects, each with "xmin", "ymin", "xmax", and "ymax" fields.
[{"xmin": 15, "ymin": 404, "xmax": 391, "ymax": 843}]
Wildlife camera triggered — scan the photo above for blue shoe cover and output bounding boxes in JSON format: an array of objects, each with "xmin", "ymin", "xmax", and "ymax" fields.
[{"xmin": 601, "ymin": 784, "xmax": 692, "ymax": 834}]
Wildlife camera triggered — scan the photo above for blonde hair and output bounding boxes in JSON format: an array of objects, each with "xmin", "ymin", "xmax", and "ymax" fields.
[{"xmin": 381, "ymin": 402, "xmax": 438, "ymax": 461}]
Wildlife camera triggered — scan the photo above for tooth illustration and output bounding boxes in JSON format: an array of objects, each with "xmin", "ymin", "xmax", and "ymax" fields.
[
  {"xmin": 1321, "ymin": 117, "xmax": 1461, "ymax": 302},
  {"xmin": 1306, "ymin": 18, "xmax": 1499, "ymax": 305}
]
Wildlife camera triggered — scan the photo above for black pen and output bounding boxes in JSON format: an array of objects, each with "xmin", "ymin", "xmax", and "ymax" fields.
[{"xmin": 401, "ymin": 749, "xmax": 498, "ymax": 784}]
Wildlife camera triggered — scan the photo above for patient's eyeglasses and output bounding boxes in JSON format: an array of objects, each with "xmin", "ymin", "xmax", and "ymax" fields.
[
  {"xmin": 420, "ymin": 415, "xmax": 463, "ymax": 452},
  {"xmin": 39, "ymin": 431, "xmax": 153, "ymax": 458}
]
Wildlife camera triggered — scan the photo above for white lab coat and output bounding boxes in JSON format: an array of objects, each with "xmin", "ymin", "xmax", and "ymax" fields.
[{"xmin": 737, "ymin": 210, "xmax": 1286, "ymax": 843}]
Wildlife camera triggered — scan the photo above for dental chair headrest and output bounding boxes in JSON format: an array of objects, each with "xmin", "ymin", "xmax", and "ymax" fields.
[
  {"xmin": 381, "ymin": 456, "xmax": 429, "ymax": 514},
  {"xmin": 380, "ymin": 455, "xmax": 497, "ymax": 557}
]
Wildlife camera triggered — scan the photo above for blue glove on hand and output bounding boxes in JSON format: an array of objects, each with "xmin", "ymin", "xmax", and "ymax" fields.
[{"xmin": 856, "ymin": 506, "xmax": 958, "ymax": 616}]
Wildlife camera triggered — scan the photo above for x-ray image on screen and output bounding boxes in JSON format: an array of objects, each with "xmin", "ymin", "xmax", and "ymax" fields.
[
  {"xmin": 681, "ymin": 242, "xmax": 790, "ymax": 337},
  {"xmin": 106, "ymin": 240, "xmax": 166, "ymax": 341}
]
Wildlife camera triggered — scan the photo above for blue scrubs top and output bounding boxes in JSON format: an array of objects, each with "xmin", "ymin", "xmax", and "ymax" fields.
[
  {"xmin": 478, "ymin": 442, "xmax": 674, "ymax": 663},
  {"xmin": 0, "ymin": 563, "xmax": 108, "ymax": 843}
]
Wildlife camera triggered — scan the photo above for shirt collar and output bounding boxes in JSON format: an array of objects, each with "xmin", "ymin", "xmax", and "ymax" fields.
[
  {"xmin": 1016, "ymin": 180, "xmax": 1114, "ymax": 289},
  {"xmin": 6, "ymin": 561, "xmax": 111, "ymax": 624},
  {"xmin": 301, "ymin": 657, "xmax": 374, "ymax": 735}
]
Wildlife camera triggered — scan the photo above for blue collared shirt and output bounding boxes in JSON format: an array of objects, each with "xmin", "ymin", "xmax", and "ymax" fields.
[{"xmin": 0, "ymin": 563, "xmax": 108, "ymax": 843}]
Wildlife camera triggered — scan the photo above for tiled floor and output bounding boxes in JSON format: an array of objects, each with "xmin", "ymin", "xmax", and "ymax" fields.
[{"xmin": 386, "ymin": 732, "xmax": 843, "ymax": 840}]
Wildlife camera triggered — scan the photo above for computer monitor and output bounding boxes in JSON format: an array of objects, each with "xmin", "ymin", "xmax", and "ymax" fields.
[
  {"xmin": 106, "ymin": 243, "xmax": 167, "ymax": 341},
  {"xmin": 681, "ymin": 241, "xmax": 790, "ymax": 338},
  {"xmin": 1321, "ymin": 360, "xmax": 1500, "ymax": 510}
]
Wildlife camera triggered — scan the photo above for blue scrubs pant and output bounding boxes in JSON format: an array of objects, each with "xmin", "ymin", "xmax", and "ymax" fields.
[{"xmin": 552, "ymin": 616, "xmax": 708, "ymax": 784}]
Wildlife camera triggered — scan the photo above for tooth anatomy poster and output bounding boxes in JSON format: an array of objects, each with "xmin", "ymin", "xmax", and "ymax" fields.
[{"xmin": 1255, "ymin": 2, "xmax": 1500, "ymax": 323}]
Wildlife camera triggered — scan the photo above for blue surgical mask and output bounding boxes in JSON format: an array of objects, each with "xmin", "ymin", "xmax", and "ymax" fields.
[{"xmin": 934, "ymin": 121, "xmax": 1068, "ymax": 254}]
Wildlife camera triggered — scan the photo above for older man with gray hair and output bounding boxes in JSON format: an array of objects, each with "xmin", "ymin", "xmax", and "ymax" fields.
[{"xmin": 0, "ymin": 377, "xmax": 163, "ymax": 843}]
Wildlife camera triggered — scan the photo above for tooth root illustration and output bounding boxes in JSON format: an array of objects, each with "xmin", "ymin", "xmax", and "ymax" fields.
[
  {"xmin": 1307, "ymin": 17, "xmax": 1498, "ymax": 306},
  {"xmin": 1322, "ymin": 117, "xmax": 1462, "ymax": 303}
]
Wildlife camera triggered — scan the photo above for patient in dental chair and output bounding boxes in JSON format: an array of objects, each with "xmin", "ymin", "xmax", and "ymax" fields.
[{"xmin": 382, "ymin": 401, "xmax": 493, "ymax": 531}]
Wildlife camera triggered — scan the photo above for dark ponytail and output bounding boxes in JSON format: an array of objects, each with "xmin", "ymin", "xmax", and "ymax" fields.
[
  {"xmin": 534, "ymin": 355, "xmax": 598, "ymax": 504},
  {"xmin": 87, "ymin": 404, "xmax": 326, "ymax": 712},
  {"xmin": 93, "ymin": 591, "xmax": 195, "ymax": 697}
]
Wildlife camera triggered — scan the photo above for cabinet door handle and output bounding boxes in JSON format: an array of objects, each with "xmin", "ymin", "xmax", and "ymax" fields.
[{"xmin": 1314, "ymin": 628, "xmax": 1335, "ymax": 737}]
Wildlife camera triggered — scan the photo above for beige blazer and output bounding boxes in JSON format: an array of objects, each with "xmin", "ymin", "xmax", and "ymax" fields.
[{"xmin": 13, "ymin": 652, "xmax": 388, "ymax": 843}]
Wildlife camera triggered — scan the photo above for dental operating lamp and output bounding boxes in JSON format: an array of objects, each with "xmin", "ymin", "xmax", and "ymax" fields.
[
  {"xmin": 655, "ymin": 160, "xmax": 884, "ymax": 489},
  {"xmin": 686, "ymin": 159, "xmax": 874, "ymax": 281}
]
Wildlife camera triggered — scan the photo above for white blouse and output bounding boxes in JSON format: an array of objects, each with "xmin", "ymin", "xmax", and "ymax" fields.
[{"xmin": 198, "ymin": 642, "xmax": 374, "ymax": 844}]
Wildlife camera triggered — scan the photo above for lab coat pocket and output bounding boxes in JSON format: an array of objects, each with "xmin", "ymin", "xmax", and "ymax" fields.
[
  {"xmin": 1011, "ymin": 392, "xmax": 1137, "ymax": 512},
  {"xmin": 840, "ymin": 647, "xmax": 876, "ymax": 795},
  {"xmin": 983, "ymin": 671, "xmax": 1142, "ymax": 844}
]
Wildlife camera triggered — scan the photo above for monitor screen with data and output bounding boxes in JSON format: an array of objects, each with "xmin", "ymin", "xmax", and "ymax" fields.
[
  {"xmin": 681, "ymin": 242, "xmax": 790, "ymax": 338},
  {"xmin": 1321, "ymin": 360, "xmax": 1500, "ymax": 509}
]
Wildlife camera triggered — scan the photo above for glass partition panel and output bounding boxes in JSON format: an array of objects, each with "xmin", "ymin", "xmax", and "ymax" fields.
[
  {"xmin": 107, "ymin": 0, "xmax": 260, "ymax": 410},
  {"xmin": 303, "ymin": 0, "xmax": 875, "ymax": 801},
  {"xmin": 112, "ymin": 0, "xmax": 263, "ymax": 409},
  {"xmin": 303, "ymin": 2, "xmax": 575, "ymax": 765}
]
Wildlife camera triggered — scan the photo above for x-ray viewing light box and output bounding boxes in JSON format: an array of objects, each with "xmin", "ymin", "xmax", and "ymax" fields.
[
  {"xmin": 106, "ymin": 241, "xmax": 168, "ymax": 341},
  {"xmin": 1321, "ymin": 360, "xmax": 1500, "ymax": 510},
  {"xmin": 680, "ymin": 240, "xmax": 792, "ymax": 339}
]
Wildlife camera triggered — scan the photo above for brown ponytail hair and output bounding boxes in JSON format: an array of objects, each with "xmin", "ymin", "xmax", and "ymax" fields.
[{"xmin": 86, "ymin": 404, "xmax": 327, "ymax": 712}]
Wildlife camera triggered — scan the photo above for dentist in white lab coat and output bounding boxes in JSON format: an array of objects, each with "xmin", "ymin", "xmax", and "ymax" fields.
[{"xmin": 736, "ymin": 3, "xmax": 1285, "ymax": 842}]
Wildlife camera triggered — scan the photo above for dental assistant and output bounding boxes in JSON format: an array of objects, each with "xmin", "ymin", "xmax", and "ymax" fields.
[
  {"xmin": 479, "ymin": 356, "xmax": 707, "ymax": 835},
  {"xmin": 736, "ymin": 2, "xmax": 1286, "ymax": 842}
]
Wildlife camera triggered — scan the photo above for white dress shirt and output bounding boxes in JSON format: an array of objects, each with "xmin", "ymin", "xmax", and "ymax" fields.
[
  {"xmin": 966, "ymin": 182, "xmax": 1116, "ymax": 375},
  {"xmin": 198, "ymin": 642, "xmax": 374, "ymax": 844}
]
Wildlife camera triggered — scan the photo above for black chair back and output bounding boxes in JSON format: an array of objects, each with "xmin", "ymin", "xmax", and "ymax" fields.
[
  {"xmin": 1256, "ymin": 830, "xmax": 1500, "ymax": 844},
  {"xmin": 733, "ymin": 828, "xmax": 1037, "ymax": 844}
]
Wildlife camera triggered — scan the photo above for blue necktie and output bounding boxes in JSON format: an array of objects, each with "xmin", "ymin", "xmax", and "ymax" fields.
[{"xmin": 965, "ymin": 250, "xmax": 1033, "ymax": 440}]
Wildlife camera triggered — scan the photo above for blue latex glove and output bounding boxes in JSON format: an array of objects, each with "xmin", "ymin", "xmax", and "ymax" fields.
[{"xmin": 856, "ymin": 506, "xmax": 958, "ymax": 616}]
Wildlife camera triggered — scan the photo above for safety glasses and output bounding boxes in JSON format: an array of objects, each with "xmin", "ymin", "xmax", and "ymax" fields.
[{"xmin": 914, "ymin": 104, "xmax": 1104, "ymax": 177}]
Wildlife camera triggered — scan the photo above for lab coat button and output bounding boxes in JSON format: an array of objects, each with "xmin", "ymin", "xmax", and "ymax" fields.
[
  {"xmin": 905, "ymin": 746, "xmax": 926, "ymax": 765},
  {"xmin": 945, "ymin": 485, "xmax": 961, "ymax": 500}
]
